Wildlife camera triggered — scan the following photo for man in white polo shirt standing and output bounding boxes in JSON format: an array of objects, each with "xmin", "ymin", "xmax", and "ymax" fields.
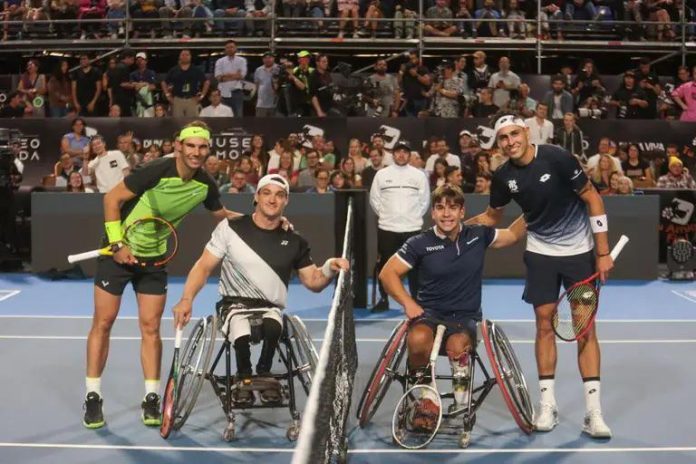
[
  {"xmin": 369, "ymin": 140, "xmax": 430, "ymax": 312},
  {"xmin": 214, "ymin": 40, "xmax": 247, "ymax": 117}
]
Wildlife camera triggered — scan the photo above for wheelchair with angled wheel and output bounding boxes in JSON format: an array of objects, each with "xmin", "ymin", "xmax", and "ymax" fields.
[
  {"xmin": 161, "ymin": 308, "xmax": 318, "ymax": 442},
  {"xmin": 356, "ymin": 318, "xmax": 534, "ymax": 449}
]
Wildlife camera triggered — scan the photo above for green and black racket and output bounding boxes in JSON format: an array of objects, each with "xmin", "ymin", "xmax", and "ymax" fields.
[{"xmin": 67, "ymin": 216, "xmax": 178, "ymax": 267}]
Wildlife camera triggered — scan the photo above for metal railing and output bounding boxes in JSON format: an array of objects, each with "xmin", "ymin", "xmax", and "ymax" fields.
[{"xmin": 0, "ymin": 7, "xmax": 694, "ymax": 67}]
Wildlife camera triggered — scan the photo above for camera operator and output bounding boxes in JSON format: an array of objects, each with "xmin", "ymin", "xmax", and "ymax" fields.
[
  {"xmin": 431, "ymin": 61, "xmax": 463, "ymax": 118},
  {"xmin": 286, "ymin": 50, "xmax": 317, "ymax": 117},
  {"xmin": 0, "ymin": 134, "xmax": 22, "ymax": 256},
  {"xmin": 399, "ymin": 50, "xmax": 431, "ymax": 117},
  {"xmin": 309, "ymin": 53, "xmax": 333, "ymax": 117}
]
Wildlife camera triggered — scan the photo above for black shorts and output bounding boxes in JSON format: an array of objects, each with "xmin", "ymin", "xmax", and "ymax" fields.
[
  {"xmin": 411, "ymin": 309, "xmax": 479, "ymax": 355},
  {"xmin": 522, "ymin": 250, "xmax": 595, "ymax": 307},
  {"xmin": 94, "ymin": 256, "xmax": 168, "ymax": 296}
]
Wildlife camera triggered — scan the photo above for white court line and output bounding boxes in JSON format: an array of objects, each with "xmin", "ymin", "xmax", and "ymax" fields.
[
  {"xmin": 671, "ymin": 290, "xmax": 696, "ymax": 305},
  {"xmin": 0, "ymin": 442, "xmax": 695, "ymax": 454},
  {"xmin": 1, "ymin": 315, "xmax": 696, "ymax": 323},
  {"xmin": 0, "ymin": 290, "xmax": 20, "ymax": 302},
  {"xmin": 1, "ymin": 335, "xmax": 696, "ymax": 344}
]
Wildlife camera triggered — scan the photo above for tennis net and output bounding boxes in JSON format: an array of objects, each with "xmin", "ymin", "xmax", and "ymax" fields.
[{"xmin": 292, "ymin": 197, "xmax": 358, "ymax": 464}]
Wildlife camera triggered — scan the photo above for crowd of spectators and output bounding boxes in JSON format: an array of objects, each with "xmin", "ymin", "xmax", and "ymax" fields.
[
  {"xmin": 1, "ymin": 47, "xmax": 696, "ymax": 124},
  {"xmin": 2, "ymin": 0, "xmax": 695, "ymax": 41},
  {"xmin": 45, "ymin": 111, "xmax": 696, "ymax": 197}
]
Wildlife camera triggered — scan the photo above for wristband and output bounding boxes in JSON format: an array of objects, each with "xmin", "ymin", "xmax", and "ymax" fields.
[
  {"xmin": 105, "ymin": 220, "xmax": 123, "ymax": 244},
  {"xmin": 321, "ymin": 259, "xmax": 337, "ymax": 278},
  {"xmin": 589, "ymin": 214, "xmax": 608, "ymax": 234},
  {"xmin": 596, "ymin": 251, "xmax": 610, "ymax": 257}
]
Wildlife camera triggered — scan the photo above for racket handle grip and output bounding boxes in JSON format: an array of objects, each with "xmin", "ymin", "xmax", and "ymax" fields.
[
  {"xmin": 430, "ymin": 324, "xmax": 446, "ymax": 363},
  {"xmin": 174, "ymin": 326, "xmax": 183, "ymax": 349},
  {"xmin": 67, "ymin": 249, "xmax": 101, "ymax": 264},
  {"xmin": 609, "ymin": 235, "xmax": 630, "ymax": 261}
]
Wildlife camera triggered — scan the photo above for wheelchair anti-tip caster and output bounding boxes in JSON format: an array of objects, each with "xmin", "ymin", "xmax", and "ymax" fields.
[
  {"xmin": 222, "ymin": 423, "xmax": 236, "ymax": 442},
  {"xmin": 286, "ymin": 421, "xmax": 300, "ymax": 441},
  {"xmin": 459, "ymin": 431, "xmax": 471, "ymax": 448}
]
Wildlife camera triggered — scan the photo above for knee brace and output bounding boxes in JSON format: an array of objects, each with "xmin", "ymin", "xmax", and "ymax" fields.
[{"xmin": 449, "ymin": 351, "xmax": 471, "ymax": 376}]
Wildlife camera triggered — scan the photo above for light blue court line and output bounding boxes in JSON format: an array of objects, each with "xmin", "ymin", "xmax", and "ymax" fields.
[{"xmin": 1, "ymin": 274, "xmax": 696, "ymax": 320}]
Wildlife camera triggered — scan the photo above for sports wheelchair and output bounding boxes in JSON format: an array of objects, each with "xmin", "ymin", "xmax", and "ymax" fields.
[
  {"xmin": 162, "ymin": 310, "xmax": 318, "ymax": 442},
  {"xmin": 356, "ymin": 318, "xmax": 534, "ymax": 449}
]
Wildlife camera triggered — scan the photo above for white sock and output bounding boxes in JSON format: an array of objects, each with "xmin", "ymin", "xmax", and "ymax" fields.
[
  {"xmin": 86, "ymin": 377, "xmax": 101, "ymax": 398},
  {"xmin": 583, "ymin": 380, "xmax": 602, "ymax": 413},
  {"xmin": 145, "ymin": 379, "xmax": 161, "ymax": 399},
  {"xmin": 539, "ymin": 378, "xmax": 556, "ymax": 406}
]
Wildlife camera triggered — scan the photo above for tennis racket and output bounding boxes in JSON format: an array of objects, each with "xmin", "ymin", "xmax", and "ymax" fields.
[
  {"xmin": 67, "ymin": 216, "xmax": 178, "ymax": 267},
  {"xmin": 392, "ymin": 324, "xmax": 446, "ymax": 449},
  {"xmin": 160, "ymin": 325, "xmax": 183, "ymax": 439},
  {"xmin": 552, "ymin": 235, "xmax": 630, "ymax": 342}
]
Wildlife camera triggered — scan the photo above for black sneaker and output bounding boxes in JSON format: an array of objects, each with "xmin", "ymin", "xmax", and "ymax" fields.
[
  {"xmin": 83, "ymin": 392, "xmax": 105, "ymax": 429},
  {"xmin": 371, "ymin": 299, "xmax": 390, "ymax": 313},
  {"xmin": 233, "ymin": 376, "xmax": 255, "ymax": 407},
  {"xmin": 141, "ymin": 393, "xmax": 162, "ymax": 426}
]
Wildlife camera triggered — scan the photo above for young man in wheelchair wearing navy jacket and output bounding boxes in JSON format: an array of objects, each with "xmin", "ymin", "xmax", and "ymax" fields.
[{"xmin": 380, "ymin": 184, "xmax": 526, "ymax": 431}]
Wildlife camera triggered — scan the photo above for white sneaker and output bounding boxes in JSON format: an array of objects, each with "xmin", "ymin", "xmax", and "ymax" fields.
[
  {"xmin": 534, "ymin": 402, "xmax": 559, "ymax": 432},
  {"xmin": 583, "ymin": 410, "xmax": 612, "ymax": 438}
]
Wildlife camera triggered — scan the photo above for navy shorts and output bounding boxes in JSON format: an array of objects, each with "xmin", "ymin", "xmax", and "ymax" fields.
[
  {"xmin": 411, "ymin": 309, "xmax": 479, "ymax": 355},
  {"xmin": 522, "ymin": 250, "xmax": 595, "ymax": 307},
  {"xmin": 94, "ymin": 256, "xmax": 168, "ymax": 296}
]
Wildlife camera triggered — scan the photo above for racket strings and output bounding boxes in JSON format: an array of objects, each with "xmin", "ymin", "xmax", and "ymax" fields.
[
  {"xmin": 124, "ymin": 218, "xmax": 177, "ymax": 262},
  {"xmin": 557, "ymin": 284, "xmax": 598, "ymax": 338}
]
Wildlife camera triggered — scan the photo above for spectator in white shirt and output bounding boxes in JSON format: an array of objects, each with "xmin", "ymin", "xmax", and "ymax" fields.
[
  {"xmin": 586, "ymin": 137, "xmax": 623, "ymax": 173},
  {"xmin": 488, "ymin": 56, "xmax": 521, "ymax": 109},
  {"xmin": 86, "ymin": 135, "xmax": 130, "ymax": 193},
  {"xmin": 425, "ymin": 138, "xmax": 461, "ymax": 174},
  {"xmin": 214, "ymin": 40, "xmax": 247, "ymax": 117},
  {"xmin": 524, "ymin": 102, "xmax": 555, "ymax": 145},
  {"xmin": 200, "ymin": 89, "xmax": 234, "ymax": 117}
]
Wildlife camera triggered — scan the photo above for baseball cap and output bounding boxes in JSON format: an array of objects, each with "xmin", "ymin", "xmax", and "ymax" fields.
[
  {"xmin": 493, "ymin": 115, "xmax": 527, "ymax": 138},
  {"xmin": 262, "ymin": 51, "xmax": 274, "ymax": 58},
  {"xmin": 393, "ymin": 140, "xmax": 412, "ymax": 152},
  {"xmin": 256, "ymin": 174, "xmax": 290, "ymax": 195},
  {"xmin": 459, "ymin": 129, "xmax": 475, "ymax": 138},
  {"xmin": 297, "ymin": 50, "xmax": 311, "ymax": 58},
  {"xmin": 136, "ymin": 52, "xmax": 147, "ymax": 60}
]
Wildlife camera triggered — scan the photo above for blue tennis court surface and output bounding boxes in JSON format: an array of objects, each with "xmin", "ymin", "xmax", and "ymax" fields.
[{"xmin": 1, "ymin": 274, "xmax": 696, "ymax": 463}]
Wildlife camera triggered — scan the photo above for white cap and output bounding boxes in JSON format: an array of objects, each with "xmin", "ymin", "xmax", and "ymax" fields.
[
  {"xmin": 256, "ymin": 174, "xmax": 290, "ymax": 195},
  {"xmin": 493, "ymin": 115, "xmax": 527, "ymax": 138},
  {"xmin": 136, "ymin": 52, "xmax": 147, "ymax": 60}
]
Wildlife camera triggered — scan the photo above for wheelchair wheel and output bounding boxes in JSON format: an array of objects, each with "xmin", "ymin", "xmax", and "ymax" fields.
[
  {"xmin": 480, "ymin": 319, "xmax": 534, "ymax": 434},
  {"xmin": 172, "ymin": 315, "xmax": 217, "ymax": 431},
  {"xmin": 286, "ymin": 315, "xmax": 318, "ymax": 396},
  {"xmin": 356, "ymin": 319, "xmax": 409, "ymax": 428}
]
